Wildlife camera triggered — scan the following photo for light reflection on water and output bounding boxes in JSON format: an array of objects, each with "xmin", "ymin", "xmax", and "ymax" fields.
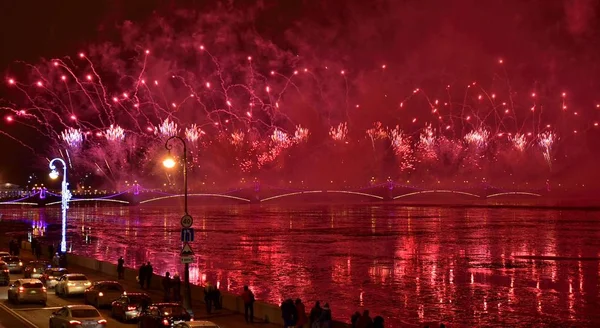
[{"xmin": 3, "ymin": 205, "xmax": 600, "ymax": 327}]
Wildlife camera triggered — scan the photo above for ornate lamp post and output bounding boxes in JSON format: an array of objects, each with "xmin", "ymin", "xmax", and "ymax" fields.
[
  {"xmin": 49, "ymin": 158, "xmax": 71, "ymax": 253},
  {"xmin": 163, "ymin": 136, "xmax": 192, "ymax": 314}
]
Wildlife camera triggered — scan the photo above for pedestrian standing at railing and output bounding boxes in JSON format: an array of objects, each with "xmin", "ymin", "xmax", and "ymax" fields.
[
  {"xmin": 162, "ymin": 272, "xmax": 171, "ymax": 302},
  {"xmin": 172, "ymin": 273, "xmax": 181, "ymax": 302},
  {"xmin": 241, "ymin": 285, "xmax": 255, "ymax": 323},
  {"xmin": 117, "ymin": 257, "xmax": 125, "ymax": 279},
  {"xmin": 138, "ymin": 263, "xmax": 146, "ymax": 289},
  {"xmin": 145, "ymin": 262, "xmax": 153, "ymax": 289}
]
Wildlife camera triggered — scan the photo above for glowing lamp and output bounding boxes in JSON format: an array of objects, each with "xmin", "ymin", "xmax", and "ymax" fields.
[
  {"xmin": 49, "ymin": 170, "xmax": 59, "ymax": 180},
  {"xmin": 163, "ymin": 156, "xmax": 176, "ymax": 169}
]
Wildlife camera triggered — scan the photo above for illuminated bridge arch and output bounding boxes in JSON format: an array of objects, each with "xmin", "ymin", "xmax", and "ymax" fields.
[
  {"xmin": 486, "ymin": 192, "xmax": 542, "ymax": 198},
  {"xmin": 393, "ymin": 190, "xmax": 481, "ymax": 200},
  {"xmin": 139, "ymin": 193, "xmax": 251, "ymax": 204},
  {"xmin": 260, "ymin": 190, "xmax": 383, "ymax": 203}
]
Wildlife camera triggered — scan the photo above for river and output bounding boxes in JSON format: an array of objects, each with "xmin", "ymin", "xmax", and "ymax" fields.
[{"xmin": 1, "ymin": 204, "xmax": 599, "ymax": 327}]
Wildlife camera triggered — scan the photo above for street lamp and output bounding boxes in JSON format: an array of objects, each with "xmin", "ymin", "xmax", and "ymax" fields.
[
  {"xmin": 163, "ymin": 136, "xmax": 192, "ymax": 314},
  {"xmin": 49, "ymin": 158, "xmax": 71, "ymax": 253}
]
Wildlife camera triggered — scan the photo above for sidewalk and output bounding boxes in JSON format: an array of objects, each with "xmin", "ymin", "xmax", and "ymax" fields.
[{"xmin": 16, "ymin": 245, "xmax": 280, "ymax": 328}]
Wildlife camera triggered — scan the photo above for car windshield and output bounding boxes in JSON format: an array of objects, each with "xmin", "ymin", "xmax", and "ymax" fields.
[
  {"xmin": 1, "ymin": 256, "xmax": 18, "ymax": 262},
  {"xmin": 128, "ymin": 296, "xmax": 149, "ymax": 304},
  {"xmin": 23, "ymin": 282, "xmax": 44, "ymax": 288},
  {"xmin": 70, "ymin": 309, "xmax": 100, "ymax": 318},
  {"xmin": 69, "ymin": 275, "xmax": 88, "ymax": 281},
  {"xmin": 50, "ymin": 270, "xmax": 67, "ymax": 277},
  {"xmin": 158, "ymin": 306, "xmax": 187, "ymax": 316}
]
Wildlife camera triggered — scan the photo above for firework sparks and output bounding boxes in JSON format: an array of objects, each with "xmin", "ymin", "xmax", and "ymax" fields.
[
  {"xmin": 155, "ymin": 118, "xmax": 179, "ymax": 138},
  {"xmin": 329, "ymin": 123, "xmax": 348, "ymax": 142},
  {"xmin": 538, "ymin": 131, "xmax": 556, "ymax": 168},
  {"xmin": 60, "ymin": 128, "xmax": 84, "ymax": 148},
  {"xmin": 418, "ymin": 125, "xmax": 437, "ymax": 160},
  {"xmin": 464, "ymin": 128, "xmax": 490, "ymax": 149},
  {"xmin": 185, "ymin": 124, "xmax": 203, "ymax": 143},
  {"xmin": 294, "ymin": 125, "xmax": 309, "ymax": 143},
  {"xmin": 388, "ymin": 126, "xmax": 414, "ymax": 170},
  {"xmin": 511, "ymin": 133, "xmax": 527, "ymax": 152},
  {"xmin": 230, "ymin": 131, "xmax": 245, "ymax": 147},
  {"xmin": 105, "ymin": 125, "xmax": 125, "ymax": 142}
]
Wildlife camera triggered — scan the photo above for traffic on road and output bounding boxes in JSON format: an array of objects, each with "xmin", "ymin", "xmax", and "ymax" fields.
[{"xmin": 0, "ymin": 252, "xmax": 220, "ymax": 328}]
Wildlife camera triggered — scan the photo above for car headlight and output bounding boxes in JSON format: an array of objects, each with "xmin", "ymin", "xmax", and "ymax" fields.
[
  {"xmin": 84, "ymin": 282, "xmax": 91, "ymax": 286},
  {"xmin": 98, "ymin": 292, "xmax": 104, "ymax": 297},
  {"xmin": 18, "ymin": 262, "xmax": 23, "ymax": 266},
  {"xmin": 67, "ymin": 282, "xmax": 75, "ymax": 286}
]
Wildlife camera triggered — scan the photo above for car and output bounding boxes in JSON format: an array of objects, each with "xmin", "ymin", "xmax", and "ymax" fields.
[
  {"xmin": 173, "ymin": 321, "xmax": 220, "ymax": 328},
  {"xmin": 40, "ymin": 268, "xmax": 69, "ymax": 288},
  {"xmin": 0, "ymin": 251, "xmax": 10, "ymax": 257},
  {"xmin": 49, "ymin": 305, "xmax": 107, "ymax": 328},
  {"xmin": 0, "ymin": 256, "xmax": 23, "ymax": 273},
  {"xmin": 84, "ymin": 281, "xmax": 124, "ymax": 308},
  {"xmin": 111, "ymin": 292, "xmax": 151, "ymax": 322},
  {"xmin": 7, "ymin": 279, "xmax": 47, "ymax": 305},
  {"xmin": 23, "ymin": 260, "xmax": 50, "ymax": 278},
  {"xmin": 137, "ymin": 303, "xmax": 192, "ymax": 327},
  {"xmin": 0, "ymin": 261, "xmax": 9, "ymax": 286},
  {"xmin": 55, "ymin": 274, "xmax": 92, "ymax": 297}
]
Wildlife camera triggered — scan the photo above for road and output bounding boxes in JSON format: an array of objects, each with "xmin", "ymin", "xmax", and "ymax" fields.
[{"xmin": 0, "ymin": 270, "xmax": 133, "ymax": 328}]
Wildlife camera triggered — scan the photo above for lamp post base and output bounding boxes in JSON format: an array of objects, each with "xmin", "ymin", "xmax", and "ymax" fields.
[{"xmin": 183, "ymin": 263, "xmax": 193, "ymax": 317}]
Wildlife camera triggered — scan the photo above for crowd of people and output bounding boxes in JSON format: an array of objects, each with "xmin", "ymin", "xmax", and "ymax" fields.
[{"xmin": 350, "ymin": 310, "xmax": 385, "ymax": 328}]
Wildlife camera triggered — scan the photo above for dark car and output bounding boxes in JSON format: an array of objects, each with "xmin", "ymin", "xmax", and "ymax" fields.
[
  {"xmin": 23, "ymin": 260, "xmax": 50, "ymax": 278},
  {"xmin": 138, "ymin": 303, "xmax": 192, "ymax": 327},
  {"xmin": 110, "ymin": 292, "xmax": 151, "ymax": 322},
  {"xmin": 1, "ymin": 256, "xmax": 23, "ymax": 273},
  {"xmin": 0, "ymin": 261, "xmax": 9, "ymax": 286},
  {"xmin": 84, "ymin": 281, "xmax": 124, "ymax": 308}
]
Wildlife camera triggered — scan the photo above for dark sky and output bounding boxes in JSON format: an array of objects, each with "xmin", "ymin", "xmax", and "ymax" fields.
[{"xmin": 1, "ymin": 0, "xmax": 600, "ymax": 184}]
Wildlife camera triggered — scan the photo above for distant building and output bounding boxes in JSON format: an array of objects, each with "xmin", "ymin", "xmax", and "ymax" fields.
[{"xmin": 0, "ymin": 183, "xmax": 24, "ymax": 198}]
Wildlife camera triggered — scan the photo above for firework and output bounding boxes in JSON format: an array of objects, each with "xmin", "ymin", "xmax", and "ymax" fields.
[
  {"xmin": 230, "ymin": 131, "xmax": 245, "ymax": 147},
  {"xmin": 294, "ymin": 125, "xmax": 309, "ymax": 143},
  {"xmin": 511, "ymin": 133, "xmax": 527, "ymax": 152},
  {"xmin": 105, "ymin": 125, "xmax": 125, "ymax": 142},
  {"xmin": 60, "ymin": 128, "xmax": 84, "ymax": 148},
  {"xmin": 464, "ymin": 128, "xmax": 490, "ymax": 150},
  {"xmin": 155, "ymin": 118, "xmax": 179, "ymax": 138},
  {"xmin": 538, "ymin": 131, "xmax": 556, "ymax": 168},
  {"xmin": 388, "ymin": 126, "xmax": 414, "ymax": 171},
  {"xmin": 185, "ymin": 124, "xmax": 203, "ymax": 143},
  {"xmin": 329, "ymin": 123, "xmax": 348, "ymax": 142},
  {"xmin": 418, "ymin": 125, "xmax": 437, "ymax": 160}
]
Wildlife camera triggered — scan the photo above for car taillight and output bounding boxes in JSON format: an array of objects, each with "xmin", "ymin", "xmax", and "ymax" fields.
[
  {"xmin": 2, "ymin": 270, "xmax": 8, "ymax": 273},
  {"xmin": 18, "ymin": 287, "xmax": 24, "ymax": 293},
  {"xmin": 97, "ymin": 319, "xmax": 107, "ymax": 325},
  {"xmin": 68, "ymin": 320, "xmax": 81, "ymax": 325},
  {"xmin": 127, "ymin": 306, "xmax": 137, "ymax": 311},
  {"xmin": 162, "ymin": 319, "xmax": 170, "ymax": 326},
  {"xmin": 42, "ymin": 287, "xmax": 47, "ymax": 292}
]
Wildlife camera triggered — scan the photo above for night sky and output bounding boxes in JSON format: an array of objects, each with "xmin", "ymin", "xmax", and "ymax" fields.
[{"xmin": 1, "ymin": 0, "xmax": 600, "ymax": 186}]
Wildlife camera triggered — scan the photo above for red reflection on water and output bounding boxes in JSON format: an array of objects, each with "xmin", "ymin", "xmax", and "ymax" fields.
[{"xmin": 3, "ymin": 205, "xmax": 600, "ymax": 326}]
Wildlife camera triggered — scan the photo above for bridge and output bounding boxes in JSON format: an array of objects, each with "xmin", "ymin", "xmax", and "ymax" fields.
[{"xmin": 0, "ymin": 182, "xmax": 545, "ymax": 207}]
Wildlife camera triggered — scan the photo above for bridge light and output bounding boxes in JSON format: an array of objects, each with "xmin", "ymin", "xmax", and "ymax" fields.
[{"xmin": 163, "ymin": 155, "xmax": 176, "ymax": 169}]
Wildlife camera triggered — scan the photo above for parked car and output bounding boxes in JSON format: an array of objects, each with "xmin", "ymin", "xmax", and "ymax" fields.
[
  {"xmin": 23, "ymin": 260, "xmax": 50, "ymax": 278},
  {"xmin": 55, "ymin": 273, "xmax": 92, "ymax": 297},
  {"xmin": 84, "ymin": 281, "xmax": 124, "ymax": 308},
  {"xmin": 40, "ymin": 268, "xmax": 69, "ymax": 288},
  {"xmin": 137, "ymin": 303, "xmax": 192, "ymax": 327},
  {"xmin": 0, "ymin": 261, "xmax": 9, "ymax": 286},
  {"xmin": 0, "ymin": 256, "xmax": 23, "ymax": 273},
  {"xmin": 49, "ymin": 305, "xmax": 107, "ymax": 328},
  {"xmin": 7, "ymin": 279, "xmax": 47, "ymax": 305},
  {"xmin": 174, "ymin": 321, "xmax": 220, "ymax": 328},
  {"xmin": 110, "ymin": 292, "xmax": 151, "ymax": 322}
]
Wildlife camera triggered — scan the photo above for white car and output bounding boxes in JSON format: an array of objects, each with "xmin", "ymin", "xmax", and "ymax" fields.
[
  {"xmin": 174, "ymin": 321, "xmax": 221, "ymax": 328},
  {"xmin": 55, "ymin": 274, "xmax": 92, "ymax": 296},
  {"xmin": 49, "ymin": 305, "xmax": 107, "ymax": 328}
]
